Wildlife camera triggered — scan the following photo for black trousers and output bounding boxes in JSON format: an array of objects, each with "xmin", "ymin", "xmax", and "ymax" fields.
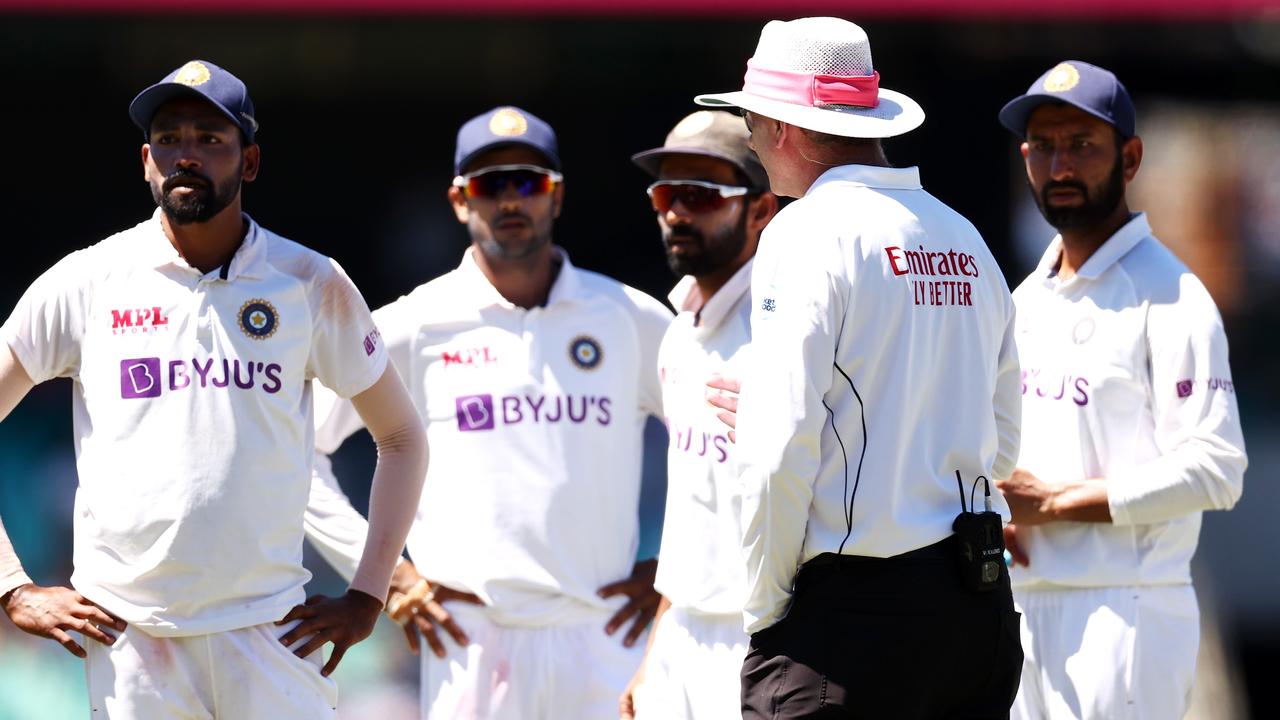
[{"xmin": 741, "ymin": 536, "xmax": 1023, "ymax": 720}]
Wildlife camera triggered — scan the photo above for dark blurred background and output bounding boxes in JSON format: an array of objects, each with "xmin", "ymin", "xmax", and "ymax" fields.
[{"xmin": 1, "ymin": 3, "xmax": 1278, "ymax": 717}]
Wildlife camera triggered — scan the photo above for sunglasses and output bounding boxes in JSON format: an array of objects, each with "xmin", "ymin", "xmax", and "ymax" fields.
[
  {"xmin": 454, "ymin": 164, "xmax": 563, "ymax": 199},
  {"xmin": 647, "ymin": 180, "xmax": 751, "ymax": 214}
]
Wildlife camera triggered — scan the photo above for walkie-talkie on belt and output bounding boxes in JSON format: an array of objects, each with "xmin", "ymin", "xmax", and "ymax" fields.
[{"xmin": 952, "ymin": 470, "xmax": 1006, "ymax": 592}]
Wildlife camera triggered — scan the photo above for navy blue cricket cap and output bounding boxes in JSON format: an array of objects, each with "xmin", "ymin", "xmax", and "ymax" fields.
[
  {"xmin": 454, "ymin": 106, "xmax": 560, "ymax": 175},
  {"xmin": 998, "ymin": 60, "xmax": 1136, "ymax": 139},
  {"xmin": 129, "ymin": 60, "xmax": 258, "ymax": 145}
]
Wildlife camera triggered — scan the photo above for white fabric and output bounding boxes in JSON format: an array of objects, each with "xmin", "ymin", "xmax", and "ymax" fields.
[
  {"xmin": 1010, "ymin": 214, "xmax": 1247, "ymax": 589},
  {"xmin": 633, "ymin": 607, "xmax": 748, "ymax": 720},
  {"xmin": 418, "ymin": 601, "xmax": 643, "ymax": 720},
  {"xmin": 734, "ymin": 164, "xmax": 1021, "ymax": 633},
  {"xmin": 85, "ymin": 620, "xmax": 338, "ymax": 719},
  {"xmin": 653, "ymin": 261, "xmax": 753, "ymax": 615},
  {"xmin": 309, "ymin": 247, "xmax": 672, "ymax": 625},
  {"xmin": 0, "ymin": 210, "xmax": 387, "ymax": 636},
  {"xmin": 695, "ymin": 18, "xmax": 924, "ymax": 138},
  {"xmin": 1011, "ymin": 585, "xmax": 1199, "ymax": 720}
]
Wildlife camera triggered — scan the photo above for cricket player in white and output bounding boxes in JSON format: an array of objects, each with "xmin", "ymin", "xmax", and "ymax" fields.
[
  {"xmin": 996, "ymin": 61, "xmax": 1247, "ymax": 720},
  {"xmin": 303, "ymin": 106, "xmax": 673, "ymax": 719},
  {"xmin": 0, "ymin": 60, "xmax": 427, "ymax": 719},
  {"xmin": 619, "ymin": 111, "xmax": 779, "ymax": 720},
  {"xmin": 698, "ymin": 18, "xmax": 1024, "ymax": 717}
]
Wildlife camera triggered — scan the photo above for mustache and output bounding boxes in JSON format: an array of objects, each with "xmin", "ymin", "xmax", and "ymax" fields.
[
  {"xmin": 493, "ymin": 211, "xmax": 532, "ymax": 225},
  {"xmin": 1041, "ymin": 179, "xmax": 1089, "ymax": 198},
  {"xmin": 665, "ymin": 226, "xmax": 704, "ymax": 244},
  {"xmin": 162, "ymin": 169, "xmax": 213, "ymax": 193}
]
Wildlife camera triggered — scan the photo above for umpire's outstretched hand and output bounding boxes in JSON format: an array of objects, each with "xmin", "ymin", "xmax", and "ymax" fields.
[{"xmin": 277, "ymin": 589, "xmax": 382, "ymax": 676}]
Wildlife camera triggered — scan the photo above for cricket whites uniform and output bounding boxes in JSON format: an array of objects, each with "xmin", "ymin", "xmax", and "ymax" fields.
[
  {"xmin": 309, "ymin": 246, "xmax": 672, "ymax": 719},
  {"xmin": 1, "ymin": 210, "xmax": 388, "ymax": 719},
  {"xmin": 634, "ymin": 261, "xmax": 753, "ymax": 720},
  {"xmin": 1009, "ymin": 214, "xmax": 1247, "ymax": 720}
]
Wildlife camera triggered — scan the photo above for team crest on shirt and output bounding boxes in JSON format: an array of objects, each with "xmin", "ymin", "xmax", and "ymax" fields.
[
  {"xmin": 569, "ymin": 335, "xmax": 602, "ymax": 370},
  {"xmin": 239, "ymin": 299, "xmax": 279, "ymax": 340}
]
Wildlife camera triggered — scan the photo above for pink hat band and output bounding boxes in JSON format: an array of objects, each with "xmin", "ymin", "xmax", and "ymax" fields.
[{"xmin": 742, "ymin": 58, "xmax": 880, "ymax": 109}]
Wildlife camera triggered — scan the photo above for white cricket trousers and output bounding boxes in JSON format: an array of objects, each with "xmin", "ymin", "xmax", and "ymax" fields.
[
  {"xmin": 420, "ymin": 601, "xmax": 645, "ymax": 719},
  {"xmin": 1011, "ymin": 585, "xmax": 1199, "ymax": 720},
  {"xmin": 633, "ymin": 607, "xmax": 748, "ymax": 720},
  {"xmin": 85, "ymin": 620, "xmax": 337, "ymax": 719}
]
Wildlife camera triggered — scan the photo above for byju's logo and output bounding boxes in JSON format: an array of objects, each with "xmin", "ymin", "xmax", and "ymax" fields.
[
  {"xmin": 455, "ymin": 392, "xmax": 612, "ymax": 431},
  {"xmin": 119, "ymin": 356, "xmax": 283, "ymax": 399},
  {"xmin": 456, "ymin": 395, "xmax": 495, "ymax": 431},
  {"xmin": 121, "ymin": 358, "xmax": 162, "ymax": 398}
]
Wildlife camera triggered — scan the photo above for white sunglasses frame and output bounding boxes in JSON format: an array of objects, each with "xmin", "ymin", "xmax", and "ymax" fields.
[
  {"xmin": 452, "ymin": 164, "xmax": 565, "ymax": 192},
  {"xmin": 645, "ymin": 179, "xmax": 751, "ymax": 205}
]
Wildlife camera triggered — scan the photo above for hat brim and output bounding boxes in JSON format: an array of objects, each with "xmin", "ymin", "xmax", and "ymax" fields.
[
  {"xmin": 997, "ymin": 94, "xmax": 1128, "ymax": 138},
  {"xmin": 630, "ymin": 146, "xmax": 768, "ymax": 188},
  {"xmin": 128, "ymin": 83, "xmax": 252, "ymax": 142},
  {"xmin": 694, "ymin": 87, "xmax": 924, "ymax": 139}
]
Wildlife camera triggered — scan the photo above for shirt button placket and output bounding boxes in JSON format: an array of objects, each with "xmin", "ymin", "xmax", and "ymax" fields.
[
  {"xmin": 194, "ymin": 275, "xmax": 216, "ymax": 353},
  {"xmin": 523, "ymin": 308, "xmax": 540, "ymax": 380}
]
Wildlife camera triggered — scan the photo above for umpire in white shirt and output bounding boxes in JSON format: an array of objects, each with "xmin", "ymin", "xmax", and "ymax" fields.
[
  {"xmin": 696, "ymin": 17, "xmax": 1024, "ymax": 718},
  {"xmin": 996, "ymin": 61, "xmax": 1246, "ymax": 720}
]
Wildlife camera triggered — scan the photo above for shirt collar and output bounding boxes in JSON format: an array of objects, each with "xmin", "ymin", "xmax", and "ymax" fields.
[
  {"xmin": 1034, "ymin": 212, "xmax": 1151, "ymax": 282},
  {"xmin": 456, "ymin": 244, "xmax": 582, "ymax": 309},
  {"xmin": 807, "ymin": 164, "xmax": 924, "ymax": 196},
  {"xmin": 667, "ymin": 258, "xmax": 754, "ymax": 331},
  {"xmin": 138, "ymin": 208, "xmax": 269, "ymax": 281}
]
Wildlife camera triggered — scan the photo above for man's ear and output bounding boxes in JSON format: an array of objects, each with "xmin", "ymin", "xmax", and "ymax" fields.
[
  {"xmin": 771, "ymin": 118, "xmax": 788, "ymax": 150},
  {"xmin": 747, "ymin": 192, "xmax": 779, "ymax": 237},
  {"xmin": 1121, "ymin": 136, "xmax": 1143, "ymax": 183},
  {"xmin": 448, "ymin": 186, "xmax": 470, "ymax": 224},
  {"xmin": 241, "ymin": 144, "xmax": 261, "ymax": 183},
  {"xmin": 551, "ymin": 181, "xmax": 566, "ymax": 220}
]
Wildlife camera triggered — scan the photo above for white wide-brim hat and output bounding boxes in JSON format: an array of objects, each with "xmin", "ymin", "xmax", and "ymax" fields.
[{"xmin": 696, "ymin": 17, "xmax": 924, "ymax": 139}]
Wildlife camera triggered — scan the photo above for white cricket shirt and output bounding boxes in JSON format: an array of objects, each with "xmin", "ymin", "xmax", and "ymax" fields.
[
  {"xmin": 1, "ymin": 210, "xmax": 387, "ymax": 636},
  {"xmin": 313, "ymin": 247, "xmax": 671, "ymax": 626},
  {"xmin": 653, "ymin": 260, "xmax": 753, "ymax": 616},
  {"xmin": 1010, "ymin": 213, "xmax": 1246, "ymax": 589},
  {"xmin": 734, "ymin": 165, "xmax": 1022, "ymax": 633}
]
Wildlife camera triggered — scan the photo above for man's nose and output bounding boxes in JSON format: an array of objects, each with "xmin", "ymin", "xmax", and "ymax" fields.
[
  {"xmin": 1048, "ymin": 147, "xmax": 1075, "ymax": 180},
  {"xmin": 174, "ymin": 137, "xmax": 203, "ymax": 168}
]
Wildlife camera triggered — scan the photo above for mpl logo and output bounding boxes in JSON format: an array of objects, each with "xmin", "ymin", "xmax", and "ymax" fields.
[
  {"xmin": 442, "ymin": 347, "xmax": 498, "ymax": 367},
  {"xmin": 111, "ymin": 307, "xmax": 170, "ymax": 335},
  {"xmin": 456, "ymin": 395, "xmax": 495, "ymax": 431},
  {"xmin": 121, "ymin": 358, "xmax": 162, "ymax": 398}
]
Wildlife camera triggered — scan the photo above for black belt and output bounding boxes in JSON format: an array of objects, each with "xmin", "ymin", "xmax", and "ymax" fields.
[{"xmin": 802, "ymin": 534, "xmax": 955, "ymax": 570}]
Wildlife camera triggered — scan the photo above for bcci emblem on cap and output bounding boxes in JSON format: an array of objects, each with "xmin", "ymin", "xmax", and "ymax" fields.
[
  {"xmin": 240, "ymin": 299, "xmax": 279, "ymax": 340},
  {"xmin": 569, "ymin": 336, "xmax": 602, "ymax": 370}
]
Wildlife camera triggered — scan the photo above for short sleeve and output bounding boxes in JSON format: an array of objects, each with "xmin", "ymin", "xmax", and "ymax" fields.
[
  {"xmin": 306, "ymin": 258, "xmax": 388, "ymax": 399},
  {"xmin": 1, "ymin": 252, "xmax": 91, "ymax": 384},
  {"xmin": 626, "ymin": 288, "xmax": 674, "ymax": 418}
]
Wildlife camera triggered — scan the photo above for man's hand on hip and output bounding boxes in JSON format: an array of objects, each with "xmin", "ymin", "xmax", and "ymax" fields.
[
  {"xmin": 277, "ymin": 589, "xmax": 382, "ymax": 676},
  {"xmin": 598, "ymin": 558, "xmax": 660, "ymax": 648},
  {"xmin": 385, "ymin": 559, "xmax": 482, "ymax": 659},
  {"xmin": 2, "ymin": 583, "xmax": 126, "ymax": 658}
]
